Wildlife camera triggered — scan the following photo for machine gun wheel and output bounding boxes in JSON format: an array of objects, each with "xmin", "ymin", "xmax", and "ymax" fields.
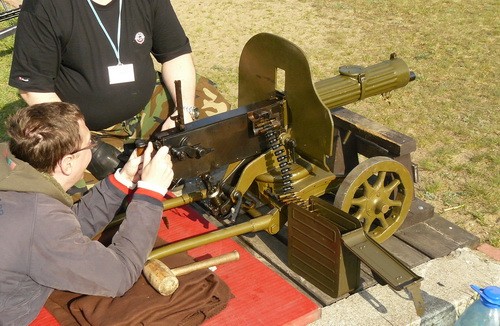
[{"xmin": 333, "ymin": 156, "xmax": 414, "ymax": 243}]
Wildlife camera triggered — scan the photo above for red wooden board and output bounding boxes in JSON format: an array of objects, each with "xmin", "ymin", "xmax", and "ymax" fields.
[{"xmin": 31, "ymin": 204, "xmax": 320, "ymax": 325}]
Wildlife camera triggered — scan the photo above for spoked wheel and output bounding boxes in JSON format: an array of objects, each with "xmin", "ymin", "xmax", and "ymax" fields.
[{"xmin": 333, "ymin": 156, "xmax": 414, "ymax": 243}]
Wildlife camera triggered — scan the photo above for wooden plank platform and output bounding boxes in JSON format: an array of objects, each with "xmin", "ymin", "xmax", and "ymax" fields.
[
  {"xmin": 331, "ymin": 107, "xmax": 417, "ymax": 157},
  {"xmin": 395, "ymin": 215, "xmax": 480, "ymax": 259}
]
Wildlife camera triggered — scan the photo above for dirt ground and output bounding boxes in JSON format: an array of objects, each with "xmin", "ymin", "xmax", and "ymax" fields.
[{"xmin": 171, "ymin": 0, "xmax": 346, "ymax": 105}]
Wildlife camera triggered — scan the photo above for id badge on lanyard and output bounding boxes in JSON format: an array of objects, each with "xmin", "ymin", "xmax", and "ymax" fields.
[
  {"xmin": 108, "ymin": 63, "xmax": 135, "ymax": 84},
  {"xmin": 87, "ymin": 0, "xmax": 135, "ymax": 85}
]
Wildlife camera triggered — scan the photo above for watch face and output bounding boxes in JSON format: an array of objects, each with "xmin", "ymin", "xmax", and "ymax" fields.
[
  {"xmin": 186, "ymin": 106, "xmax": 200, "ymax": 120},
  {"xmin": 192, "ymin": 108, "xmax": 200, "ymax": 119}
]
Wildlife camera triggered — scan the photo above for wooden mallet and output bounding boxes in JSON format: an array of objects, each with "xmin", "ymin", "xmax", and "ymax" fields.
[{"xmin": 143, "ymin": 250, "xmax": 240, "ymax": 296}]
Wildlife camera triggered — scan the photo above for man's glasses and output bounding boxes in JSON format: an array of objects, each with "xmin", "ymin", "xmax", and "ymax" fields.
[{"xmin": 70, "ymin": 137, "xmax": 98, "ymax": 155}]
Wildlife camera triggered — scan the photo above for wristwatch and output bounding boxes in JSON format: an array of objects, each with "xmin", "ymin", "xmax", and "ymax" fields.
[{"xmin": 184, "ymin": 105, "xmax": 200, "ymax": 120}]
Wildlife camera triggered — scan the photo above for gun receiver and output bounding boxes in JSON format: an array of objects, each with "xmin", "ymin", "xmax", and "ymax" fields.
[{"xmin": 151, "ymin": 98, "xmax": 283, "ymax": 180}]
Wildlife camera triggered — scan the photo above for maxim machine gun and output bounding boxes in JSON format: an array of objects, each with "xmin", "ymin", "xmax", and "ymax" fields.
[{"xmin": 135, "ymin": 33, "xmax": 425, "ymax": 315}]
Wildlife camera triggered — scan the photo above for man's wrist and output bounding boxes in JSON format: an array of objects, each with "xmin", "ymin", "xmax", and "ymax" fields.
[
  {"xmin": 114, "ymin": 169, "xmax": 137, "ymax": 189},
  {"xmin": 137, "ymin": 180, "xmax": 168, "ymax": 196}
]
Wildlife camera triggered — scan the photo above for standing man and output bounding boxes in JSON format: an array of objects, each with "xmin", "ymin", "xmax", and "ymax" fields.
[
  {"xmin": 0, "ymin": 102, "xmax": 174, "ymax": 325},
  {"xmin": 9, "ymin": 0, "xmax": 197, "ymax": 133}
]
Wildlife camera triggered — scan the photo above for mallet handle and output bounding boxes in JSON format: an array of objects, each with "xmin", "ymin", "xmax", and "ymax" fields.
[
  {"xmin": 143, "ymin": 251, "xmax": 240, "ymax": 296},
  {"xmin": 171, "ymin": 250, "xmax": 240, "ymax": 276}
]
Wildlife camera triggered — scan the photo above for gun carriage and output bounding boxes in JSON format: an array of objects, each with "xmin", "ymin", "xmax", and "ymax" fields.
[{"xmin": 117, "ymin": 33, "xmax": 425, "ymax": 314}]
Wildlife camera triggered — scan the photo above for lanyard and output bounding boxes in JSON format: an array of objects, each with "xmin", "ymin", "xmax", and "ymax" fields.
[{"xmin": 86, "ymin": 0, "xmax": 123, "ymax": 64}]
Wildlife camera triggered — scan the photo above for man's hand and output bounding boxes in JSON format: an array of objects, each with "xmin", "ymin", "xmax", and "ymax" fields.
[
  {"xmin": 140, "ymin": 145, "xmax": 174, "ymax": 190},
  {"xmin": 119, "ymin": 144, "xmax": 146, "ymax": 184}
]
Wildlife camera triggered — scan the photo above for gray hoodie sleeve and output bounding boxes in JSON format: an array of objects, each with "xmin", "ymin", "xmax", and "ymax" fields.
[
  {"xmin": 28, "ymin": 187, "xmax": 164, "ymax": 297},
  {"xmin": 71, "ymin": 176, "xmax": 130, "ymax": 238}
]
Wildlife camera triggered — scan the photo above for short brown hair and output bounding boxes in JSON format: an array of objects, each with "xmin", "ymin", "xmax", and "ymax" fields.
[{"xmin": 7, "ymin": 102, "xmax": 85, "ymax": 173}]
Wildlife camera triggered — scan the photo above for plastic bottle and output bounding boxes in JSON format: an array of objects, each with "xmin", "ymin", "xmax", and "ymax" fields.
[{"xmin": 455, "ymin": 285, "xmax": 500, "ymax": 326}]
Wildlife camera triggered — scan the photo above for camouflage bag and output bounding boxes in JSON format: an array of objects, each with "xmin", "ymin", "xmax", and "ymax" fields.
[{"xmin": 95, "ymin": 74, "xmax": 231, "ymax": 147}]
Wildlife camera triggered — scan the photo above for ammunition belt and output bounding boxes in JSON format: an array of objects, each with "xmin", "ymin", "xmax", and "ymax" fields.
[{"xmin": 261, "ymin": 119, "xmax": 309, "ymax": 210}]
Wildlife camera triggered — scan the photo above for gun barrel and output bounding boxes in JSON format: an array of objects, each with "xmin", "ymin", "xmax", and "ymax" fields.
[{"xmin": 315, "ymin": 56, "xmax": 414, "ymax": 109}]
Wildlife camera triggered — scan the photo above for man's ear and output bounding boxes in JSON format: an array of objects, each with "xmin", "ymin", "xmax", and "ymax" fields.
[{"xmin": 58, "ymin": 155, "xmax": 73, "ymax": 176}]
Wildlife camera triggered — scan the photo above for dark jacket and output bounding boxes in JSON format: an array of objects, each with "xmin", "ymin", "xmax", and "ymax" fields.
[{"xmin": 0, "ymin": 143, "xmax": 164, "ymax": 325}]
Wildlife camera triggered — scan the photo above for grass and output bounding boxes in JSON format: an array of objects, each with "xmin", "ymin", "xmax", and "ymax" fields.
[
  {"xmin": 1, "ymin": 0, "xmax": 498, "ymax": 247},
  {"xmin": 171, "ymin": 0, "xmax": 499, "ymax": 247},
  {"xmin": 0, "ymin": 19, "xmax": 23, "ymax": 140}
]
